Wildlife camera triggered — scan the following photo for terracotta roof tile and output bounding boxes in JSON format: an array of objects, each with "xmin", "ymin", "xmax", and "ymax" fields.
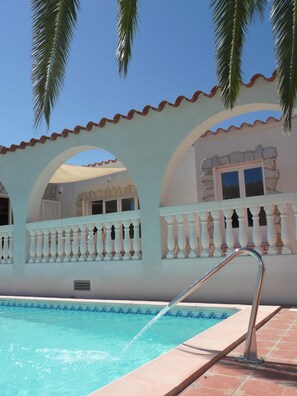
[{"xmin": 0, "ymin": 71, "xmax": 277, "ymax": 155}]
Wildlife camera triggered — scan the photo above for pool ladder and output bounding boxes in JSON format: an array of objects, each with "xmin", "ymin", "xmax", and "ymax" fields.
[{"xmin": 168, "ymin": 247, "xmax": 265, "ymax": 364}]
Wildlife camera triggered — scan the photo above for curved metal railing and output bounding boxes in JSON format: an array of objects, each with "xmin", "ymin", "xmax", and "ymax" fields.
[{"xmin": 167, "ymin": 247, "xmax": 265, "ymax": 363}]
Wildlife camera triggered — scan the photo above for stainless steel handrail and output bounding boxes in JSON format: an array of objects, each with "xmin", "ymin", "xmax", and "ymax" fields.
[{"xmin": 168, "ymin": 247, "xmax": 265, "ymax": 364}]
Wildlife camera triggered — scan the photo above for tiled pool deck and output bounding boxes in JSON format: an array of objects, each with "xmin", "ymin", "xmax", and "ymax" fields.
[{"xmin": 180, "ymin": 308, "xmax": 297, "ymax": 395}]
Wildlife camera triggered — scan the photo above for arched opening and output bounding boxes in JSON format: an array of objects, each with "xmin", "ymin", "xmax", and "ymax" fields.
[
  {"xmin": 27, "ymin": 146, "xmax": 141, "ymax": 264},
  {"xmin": 0, "ymin": 180, "xmax": 14, "ymax": 264},
  {"xmin": 160, "ymin": 106, "xmax": 297, "ymax": 259}
]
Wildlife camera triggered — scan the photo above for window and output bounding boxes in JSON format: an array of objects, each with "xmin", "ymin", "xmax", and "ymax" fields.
[
  {"xmin": 218, "ymin": 164, "xmax": 266, "ymax": 227},
  {"xmin": 89, "ymin": 196, "xmax": 138, "ymax": 215}
]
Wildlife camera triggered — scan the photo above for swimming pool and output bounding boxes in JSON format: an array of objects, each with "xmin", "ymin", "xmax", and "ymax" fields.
[{"xmin": 0, "ymin": 299, "xmax": 237, "ymax": 395}]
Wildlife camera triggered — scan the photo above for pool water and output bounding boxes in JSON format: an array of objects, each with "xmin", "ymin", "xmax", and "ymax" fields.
[{"xmin": 0, "ymin": 302, "xmax": 235, "ymax": 395}]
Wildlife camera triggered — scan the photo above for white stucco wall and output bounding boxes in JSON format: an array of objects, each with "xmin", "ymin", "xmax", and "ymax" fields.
[{"xmin": 194, "ymin": 118, "xmax": 297, "ymax": 202}]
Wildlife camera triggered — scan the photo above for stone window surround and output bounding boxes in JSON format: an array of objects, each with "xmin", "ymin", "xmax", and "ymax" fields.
[
  {"xmin": 200, "ymin": 145, "xmax": 279, "ymax": 201},
  {"xmin": 76, "ymin": 184, "xmax": 137, "ymax": 216}
]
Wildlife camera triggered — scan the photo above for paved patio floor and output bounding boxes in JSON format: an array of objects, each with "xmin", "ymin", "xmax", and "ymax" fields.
[{"xmin": 180, "ymin": 308, "xmax": 297, "ymax": 395}]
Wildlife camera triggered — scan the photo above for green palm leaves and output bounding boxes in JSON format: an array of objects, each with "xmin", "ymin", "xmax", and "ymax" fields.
[
  {"xmin": 32, "ymin": 0, "xmax": 81, "ymax": 129},
  {"xmin": 31, "ymin": 0, "xmax": 139, "ymax": 129},
  {"xmin": 32, "ymin": 1, "xmax": 297, "ymax": 132},
  {"xmin": 211, "ymin": 0, "xmax": 297, "ymax": 131}
]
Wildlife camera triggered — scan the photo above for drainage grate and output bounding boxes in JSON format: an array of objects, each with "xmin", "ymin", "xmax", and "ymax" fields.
[{"xmin": 74, "ymin": 280, "xmax": 91, "ymax": 291}]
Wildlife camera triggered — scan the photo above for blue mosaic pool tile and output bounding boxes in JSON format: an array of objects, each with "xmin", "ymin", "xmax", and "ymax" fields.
[{"xmin": 0, "ymin": 300, "xmax": 237, "ymax": 321}]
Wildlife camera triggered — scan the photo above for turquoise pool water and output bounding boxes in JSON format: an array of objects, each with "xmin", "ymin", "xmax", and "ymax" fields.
[{"xmin": 0, "ymin": 301, "xmax": 236, "ymax": 395}]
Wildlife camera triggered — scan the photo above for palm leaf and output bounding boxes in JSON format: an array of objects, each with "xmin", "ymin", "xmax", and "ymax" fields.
[
  {"xmin": 31, "ymin": 0, "xmax": 80, "ymax": 129},
  {"xmin": 116, "ymin": 0, "xmax": 139, "ymax": 77},
  {"xmin": 211, "ymin": 0, "xmax": 267, "ymax": 108},
  {"xmin": 271, "ymin": 0, "xmax": 297, "ymax": 132}
]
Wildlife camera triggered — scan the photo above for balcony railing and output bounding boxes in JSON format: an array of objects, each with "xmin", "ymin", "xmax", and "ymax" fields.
[
  {"xmin": 160, "ymin": 192, "xmax": 297, "ymax": 259},
  {"xmin": 26, "ymin": 210, "xmax": 141, "ymax": 263},
  {"xmin": 0, "ymin": 225, "xmax": 14, "ymax": 264}
]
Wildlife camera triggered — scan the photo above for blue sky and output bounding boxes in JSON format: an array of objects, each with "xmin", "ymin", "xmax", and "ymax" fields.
[{"xmin": 0, "ymin": 1, "xmax": 279, "ymax": 164}]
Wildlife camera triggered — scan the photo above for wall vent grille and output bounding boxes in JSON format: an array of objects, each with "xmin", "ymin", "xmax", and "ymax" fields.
[{"xmin": 74, "ymin": 280, "xmax": 91, "ymax": 291}]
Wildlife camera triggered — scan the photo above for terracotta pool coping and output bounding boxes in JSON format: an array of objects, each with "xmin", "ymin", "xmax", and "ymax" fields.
[{"xmin": 90, "ymin": 305, "xmax": 280, "ymax": 396}]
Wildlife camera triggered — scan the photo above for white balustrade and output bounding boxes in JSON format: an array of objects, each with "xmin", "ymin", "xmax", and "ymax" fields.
[
  {"xmin": 26, "ymin": 211, "xmax": 141, "ymax": 264},
  {"xmin": 160, "ymin": 192, "xmax": 297, "ymax": 259}
]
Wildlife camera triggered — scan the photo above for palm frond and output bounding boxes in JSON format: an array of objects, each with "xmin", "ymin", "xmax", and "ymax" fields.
[
  {"xmin": 211, "ymin": 0, "xmax": 266, "ymax": 108},
  {"xmin": 271, "ymin": 0, "xmax": 297, "ymax": 132},
  {"xmin": 116, "ymin": 0, "xmax": 139, "ymax": 77},
  {"xmin": 31, "ymin": 0, "xmax": 80, "ymax": 129}
]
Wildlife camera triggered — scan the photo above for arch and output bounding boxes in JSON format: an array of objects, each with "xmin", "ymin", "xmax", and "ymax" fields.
[
  {"xmin": 160, "ymin": 102, "xmax": 281, "ymax": 205},
  {"xmin": 27, "ymin": 145, "xmax": 138, "ymax": 222}
]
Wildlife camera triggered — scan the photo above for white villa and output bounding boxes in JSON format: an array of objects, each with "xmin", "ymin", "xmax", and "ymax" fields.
[{"xmin": 0, "ymin": 72, "xmax": 296, "ymax": 305}]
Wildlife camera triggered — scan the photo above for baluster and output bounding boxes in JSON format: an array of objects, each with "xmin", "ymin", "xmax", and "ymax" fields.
[
  {"xmin": 7, "ymin": 232, "xmax": 13, "ymax": 263},
  {"xmin": 95, "ymin": 223, "xmax": 104, "ymax": 261},
  {"xmin": 87, "ymin": 224, "xmax": 95, "ymax": 261},
  {"xmin": 56, "ymin": 227, "xmax": 65, "ymax": 262},
  {"xmin": 122, "ymin": 220, "xmax": 131, "ymax": 260},
  {"xmin": 2, "ymin": 234, "xmax": 8, "ymax": 263},
  {"xmin": 212, "ymin": 210, "xmax": 223, "ymax": 257},
  {"xmin": 49, "ymin": 228, "xmax": 57, "ymax": 262},
  {"xmin": 176, "ymin": 214, "xmax": 186, "ymax": 258},
  {"xmin": 164, "ymin": 215, "xmax": 176, "ymax": 258},
  {"xmin": 278, "ymin": 203, "xmax": 291, "ymax": 254},
  {"xmin": 199, "ymin": 211, "xmax": 210, "ymax": 257},
  {"xmin": 264, "ymin": 204, "xmax": 277, "ymax": 255},
  {"xmin": 71, "ymin": 225, "xmax": 79, "ymax": 262},
  {"xmin": 133, "ymin": 219, "xmax": 141, "ymax": 260},
  {"xmin": 28, "ymin": 230, "xmax": 36, "ymax": 263},
  {"xmin": 113, "ymin": 220, "xmax": 122, "ymax": 260},
  {"xmin": 104, "ymin": 223, "xmax": 112, "ymax": 261},
  {"xmin": 42, "ymin": 229, "xmax": 50, "ymax": 263},
  {"xmin": 249, "ymin": 206, "xmax": 262, "ymax": 254},
  {"xmin": 79, "ymin": 225, "xmax": 87, "ymax": 261},
  {"xmin": 237, "ymin": 207, "xmax": 248, "ymax": 248},
  {"xmin": 63, "ymin": 226, "xmax": 71, "ymax": 262},
  {"xmin": 187, "ymin": 213, "xmax": 198, "ymax": 258},
  {"xmin": 35, "ymin": 230, "xmax": 43, "ymax": 263},
  {"xmin": 222, "ymin": 209, "xmax": 235, "ymax": 254}
]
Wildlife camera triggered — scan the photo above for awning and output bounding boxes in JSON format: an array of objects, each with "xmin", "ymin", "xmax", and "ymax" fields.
[{"xmin": 49, "ymin": 163, "xmax": 126, "ymax": 183}]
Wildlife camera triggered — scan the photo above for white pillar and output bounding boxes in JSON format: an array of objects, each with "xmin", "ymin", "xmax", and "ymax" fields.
[
  {"xmin": 187, "ymin": 213, "xmax": 198, "ymax": 258},
  {"xmin": 199, "ymin": 211, "xmax": 210, "ymax": 257},
  {"xmin": 28, "ymin": 230, "xmax": 36, "ymax": 263},
  {"xmin": 95, "ymin": 224, "xmax": 104, "ymax": 261},
  {"xmin": 133, "ymin": 219, "xmax": 141, "ymax": 260},
  {"xmin": 104, "ymin": 223, "xmax": 113, "ymax": 261},
  {"xmin": 79, "ymin": 225, "xmax": 87, "ymax": 261},
  {"xmin": 122, "ymin": 220, "xmax": 131, "ymax": 260},
  {"xmin": 212, "ymin": 210, "xmax": 223, "ymax": 257},
  {"xmin": 56, "ymin": 227, "xmax": 65, "ymax": 262},
  {"xmin": 49, "ymin": 228, "xmax": 57, "ymax": 262},
  {"xmin": 2, "ymin": 234, "xmax": 8, "ymax": 264},
  {"xmin": 176, "ymin": 214, "xmax": 186, "ymax": 258},
  {"xmin": 113, "ymin": 220, "xmax": 122, "ymax": 260},
  {"xmin": 222, "ymin": 208, "xmax": 235, "ymax": 254},
  {"xmin": 87, "ymin": 224, "xmax": 95, "ymax": 261},
  {"xmin": 249, "ymin": 206, "xmax": 262, "ymax": 254},
  {"xmin": 63, "ymin": 226, "xmax": 71, "ymax": 262},
  {"xmin": 164, "ymin": 215, "xmax": 176, "ymax": 259},
  {"xmin": 264, "ymin": 204, "xmax": 277, "ymax": 255},
  {"xmin": 42, "ymin": 229, "xmax": 49, "ymax": 263},
  {"xmin": 71, "ymin": 225, "xmax": 79, "ymax": 262},
  {"xmin": 35, "ymin": 230, "xmax": 43, "ymax": 263},
  {"xmin": 237, "ymin": 207, "xmax": 248, "ymax": 248},
  {"xmin": 7, "ymin": 232, "xmax": 13, "ymax": 263},
  {"xmin": 278, "ymin": 203, "xmax": 291, "ymax": 254}
]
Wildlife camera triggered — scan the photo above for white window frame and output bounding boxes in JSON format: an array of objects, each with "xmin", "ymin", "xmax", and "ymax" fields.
[
  {"xmin": 86, "ymin": 195, "xmax": 139, "ymax": 216},
  {"xmin": 215, "ymin": 161, "xmax": 266, "ymax": 201}
]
